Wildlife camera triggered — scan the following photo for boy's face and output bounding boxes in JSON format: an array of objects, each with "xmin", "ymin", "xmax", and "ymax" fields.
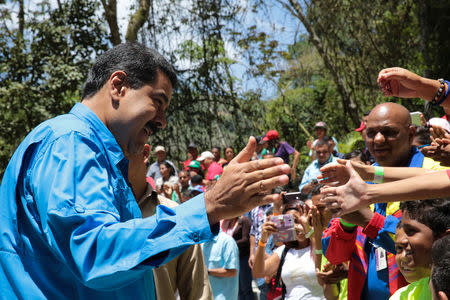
[{"xmin": 395, "ymin": 215, "xmax": 434, "ymax": 283}]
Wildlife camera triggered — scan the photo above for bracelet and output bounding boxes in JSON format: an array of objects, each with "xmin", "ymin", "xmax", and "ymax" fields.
[
  {"xmin": 431, "ymin": 79, "xmax": 446, "ymax": 105},
  {"xmin": 273, "ymin": 212, "xmax": 280, "ymax": 216},
  {"xmin": 373, "ymin": 166, "xmax": 384, "ymax": 184},
  {"xmin": 436, "ymin": 80, "xmax": 450, "ymax": 106},
  {"xmin": 258, "ymin": 240, "xmax": 266, "ymax": 248},
  {"xmin": 340, "ymin": 219, "xmax": 357, "ymax": 228},
  {"xmin": 314, "ymin": 249, "xmax": 323, "ymax": 255},
  {"xmin": 305, "ymin": 228, "xmax": 314, "ymax": 238}
]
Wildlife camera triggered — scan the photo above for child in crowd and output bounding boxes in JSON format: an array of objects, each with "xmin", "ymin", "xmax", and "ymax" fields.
[
  {"xmin": 430, "ymin": 235, "xmax": 450, "ymax": 300},
  {"xmin": 390, "ymin": 198, "xmax": 450, "ymax": 299}
]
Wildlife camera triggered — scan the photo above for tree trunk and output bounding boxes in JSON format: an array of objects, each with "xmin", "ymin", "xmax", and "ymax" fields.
[
  {"xmin": 100, "ymin": 0, "xmax": 121, "ymax": 45},
  {"xmin": 125, "ymin": 0, "xmax": 151, "ymax": 42},
  {"xmin": 281, "ymin": 0, "xmax": 360, "ymax": 125}
]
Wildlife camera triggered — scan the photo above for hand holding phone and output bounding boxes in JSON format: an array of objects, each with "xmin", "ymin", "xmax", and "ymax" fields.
[{"xmin": 269, "ymin": 214, "xmax": 297, "ymax": 243}]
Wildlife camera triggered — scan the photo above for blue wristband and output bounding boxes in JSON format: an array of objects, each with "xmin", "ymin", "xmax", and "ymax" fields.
[
  {"xmin": 438, "ymin": 80, "xmax": 450, "ymax": 105},
  {"xmin": 433, "ymin": 80, "xmax": 450, "ymax": 106}
]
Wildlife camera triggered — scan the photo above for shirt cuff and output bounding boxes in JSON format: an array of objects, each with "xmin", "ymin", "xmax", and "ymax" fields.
[
  {"xmin": 173, "ymin": 193, "xmax": 217, "ymax": 244},
  {"xmin": 362, "ymin": 212, "xmax": 385, "ymax": 239},
  {"xmin": 335, "ymin": 218, "xmax": 357, "ymax": 240}
]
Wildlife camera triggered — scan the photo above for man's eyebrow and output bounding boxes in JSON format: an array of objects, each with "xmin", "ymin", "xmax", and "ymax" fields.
[{"xmin": 153, "ymin": 92, "xmax": 169, "ymax": 104}]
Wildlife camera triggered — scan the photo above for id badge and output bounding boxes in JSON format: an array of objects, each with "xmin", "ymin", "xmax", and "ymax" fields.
[{"xmin": 375, "ymin": 247, "xmax": 387, "ymax": 271}]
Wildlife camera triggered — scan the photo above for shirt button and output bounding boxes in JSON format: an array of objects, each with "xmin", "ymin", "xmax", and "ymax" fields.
[
  {"xmin": 192, "ymin": 233, "xmax": 199, "ymax": 242},
  {"xmin": 74, "ymin": 205, "xmax": 85, "ymax": 213}
]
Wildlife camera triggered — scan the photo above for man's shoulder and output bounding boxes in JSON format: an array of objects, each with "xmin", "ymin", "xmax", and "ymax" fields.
[
  {"xmin": 149, "ymin": 161, "xmax": 160, "ymax": 168},
  {"xmin": 218, "ymin": 232, "xmax": 238, "ymax": 248}
]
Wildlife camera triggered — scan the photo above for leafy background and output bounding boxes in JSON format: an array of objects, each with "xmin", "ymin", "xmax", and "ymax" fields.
[{"xmin": 1, "ymin": 0, "xmax": 449, "ymax": 181}]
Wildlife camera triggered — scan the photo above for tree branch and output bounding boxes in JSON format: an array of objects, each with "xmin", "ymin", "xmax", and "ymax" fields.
[
  {"xmin": 125, "ymin": 0, "xmax": 150, "ymax": 42},
  {"xmin": 100, "ymin": 0, "xmax": 121, "ymax": 45}
]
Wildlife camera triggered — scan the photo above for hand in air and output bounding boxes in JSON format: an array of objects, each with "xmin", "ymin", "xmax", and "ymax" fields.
[{"xmin": 320, "ymin": 161, "xmax": 369, "ymax": 217}]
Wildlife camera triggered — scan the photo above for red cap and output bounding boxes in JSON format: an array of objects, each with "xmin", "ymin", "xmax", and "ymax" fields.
[
  {"xmin": 355, "ymin": 121, "xmax": 365, "ymax": 132},
  {"xmin": 266, "ymin": 130, "xmax": 279, "ymax": 140}
]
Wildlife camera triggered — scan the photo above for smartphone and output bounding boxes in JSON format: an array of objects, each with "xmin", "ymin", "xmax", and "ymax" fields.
[
  {"xmin": 410, "ymin": 111, "xmax": 423, "ymax": 126},
  {"xmin": 282, "ymin": 192, "xmax": 307, "ymax": 204},
  {"xmin": 269, "ymin": 214, "xmax": 297, "ymax": 243}
]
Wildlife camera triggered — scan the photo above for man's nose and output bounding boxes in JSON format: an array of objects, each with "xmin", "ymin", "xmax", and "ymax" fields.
[
  {"xmin": 374, "ymin": 132, "xmax": 385, "ymax": 143},
  {"xmin": 155, "ymin": 113, "xmax": 167, "ymax": 129}
]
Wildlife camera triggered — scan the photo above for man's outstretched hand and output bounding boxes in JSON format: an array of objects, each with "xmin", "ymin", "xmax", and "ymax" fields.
[
  {"xmin": 320, "ymin": 160, "xmax": 369, "ymax": 217},
  {"xmin": 205, "ymin": 137, "xmax": 290, "ymax": 224}
]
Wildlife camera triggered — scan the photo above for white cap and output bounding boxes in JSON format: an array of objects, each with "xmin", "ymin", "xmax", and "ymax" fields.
[
  {"xmin": 197, "ymin": 151, "xmax": 214, "ymax": 161},
  {"xmin": 154, "ymin": 145, "xmax": 165, "ymax": 153}
]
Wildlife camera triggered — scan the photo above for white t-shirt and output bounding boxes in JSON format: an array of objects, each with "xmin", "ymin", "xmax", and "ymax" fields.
[{"xmin": 274, "ymin": 245, "xmax": 325, "ymax": 300}]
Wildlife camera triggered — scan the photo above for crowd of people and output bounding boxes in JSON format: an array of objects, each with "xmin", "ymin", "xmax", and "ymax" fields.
[
  {"xmin": 0, "ymin": 42, "xmax": 449, "ymax": 300},
  {"xmin": 138, "ymin": 67, "xmax": 450, "ymax": 300}
]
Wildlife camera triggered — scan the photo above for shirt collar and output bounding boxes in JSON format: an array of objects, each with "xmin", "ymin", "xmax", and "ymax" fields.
[{"xmin": 69, "ymin": 103, "xmax": 127, "ymax": 168}]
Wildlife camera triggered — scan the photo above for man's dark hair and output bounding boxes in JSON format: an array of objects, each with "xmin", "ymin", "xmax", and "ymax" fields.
[
  {"xmin": 191, "ymin": 174, "xmax": 203, "ymax": 185},
  {"xmin": 82, "ymin": 42, "xmax": 177, "ymax": 99},
  {"xmin": 399, "ymin": 198, "xmax": 450, "ymax": 237},
  {"xmin": 431, "ymin": 235, "xmax": 450, "ymax": 297},
  {"xmin": 161, "ymin": 161, "xmax": 175, "ymax": 177},
  {"xmin": 311, "ymin": 184, "xmax": 325, "ymax": 196},
  {"xmin": 413, "ymin": 126, "xmax": 431, "ymax": 146},
  {"xmin": 315, "ymin": 138, "xmax": 330, "ymax": 148},
  {"xmin": 343, "ymin": 149, "xmax": 370, "ymax": 164}
]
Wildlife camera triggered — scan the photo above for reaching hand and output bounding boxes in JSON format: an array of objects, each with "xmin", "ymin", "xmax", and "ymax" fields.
[
  {"xmin": 377, "ymin": 67, "xmax": 425, "ymax": 99},
  {"xmin": 320, "ymin": 160, "xmax": 369, "ymax": 216},
  {"xmin": 319, "ymin": 158, "xmax": 369, "ymax": 185},
  {"xmin": 297, "ymin": 204, "xmax": 312, "ymax": 234},
  {"xmin": 310, "ymin": 206, "xmax": 324, "ymax": 234},
  {"xmin": 316, "ymin": 262, "xmax": 349, "ymax": 284},
  {"xmin": 205, "ymin": 137, "xmax": 290, "ymax": 224},
  {"xmin": 318, "ymin": 159, "xmax": 349, "ymax": 185},
  {"xmin": 430, "ymin": 125, "xmax": 449, "ymax": 141}
]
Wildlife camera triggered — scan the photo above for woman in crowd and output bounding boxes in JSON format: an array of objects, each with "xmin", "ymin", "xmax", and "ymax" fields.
[
  {"xmin": 252, "ymin": 200, "xmax": 325, "ymax": 300},
  {"xmin": 223, "ymin": 146, "xmax": 235, "ymax": 168},
  {"xmin": 155, "ymin": 162, "xmax": 179, "ymax": 201}
]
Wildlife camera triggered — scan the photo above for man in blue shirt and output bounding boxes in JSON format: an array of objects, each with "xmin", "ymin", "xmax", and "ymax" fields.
[
  {"xmin": 202, "ymin": 231, "xmax": 240, "ymax": 300},
  {"xmin": 299, "ymin": 138, "xmax": 337, "ymax": 194},
  {"xmin": 0, "ymin": 42, "xmax": 290, "ymax": 299}
]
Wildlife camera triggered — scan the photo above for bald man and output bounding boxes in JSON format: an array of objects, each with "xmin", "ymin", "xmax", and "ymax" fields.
[{"xmin": 322, "ymin": 103, "xmax": 446, "ymax": 300}]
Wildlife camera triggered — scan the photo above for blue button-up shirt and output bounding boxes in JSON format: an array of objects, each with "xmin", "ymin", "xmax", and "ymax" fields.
[{"xmin": 0, "ymin": 103, "xmax": 215, "ymax": 299}]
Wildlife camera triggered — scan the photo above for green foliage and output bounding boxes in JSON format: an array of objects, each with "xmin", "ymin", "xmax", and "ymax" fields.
[{"xmin": 0, "ymin": 0, "xmax": 108, "ymax": 176}]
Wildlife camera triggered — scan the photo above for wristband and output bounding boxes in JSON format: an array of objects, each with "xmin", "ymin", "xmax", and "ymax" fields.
[
  {"xmin": 258, "ymin": 240, "xmax": 266, "ymax": 248},
  {"xmin": 340, "ymin": 219, "xmax": 357, "ymax": 228},
  {"xmin": 432, "ymin": 79, "xmax": 446, "ymax": 105},
  {"xmin": 314, "ymin": 249, "xmax": 323, "ymax": 255},
  {"xmin": 438, "ymin": 80, "xmax": 450, "ymax": 106},
  {"xmin": 305, "ymin": 228, "xmax": 314, "ymax": 238},
  {"xmin": 373, "ymin": 166, "xmax": 384, "ymax": 184},
  {"xmin": 273, "ymin": 212, "xmax": 280, "ymax": 216}
]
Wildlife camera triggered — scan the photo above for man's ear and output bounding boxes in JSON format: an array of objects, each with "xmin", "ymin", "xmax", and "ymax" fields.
[
  {"xmin": 408, "ymin": 125, "xmax": 416, "ymax": 143},
  {"xmin": 109, "ymin": 70, "xmax": 128, "ymax": 99},
  {"xmin": 143, "ymin": 144, "xmax": 151, "ymax": 165}
]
